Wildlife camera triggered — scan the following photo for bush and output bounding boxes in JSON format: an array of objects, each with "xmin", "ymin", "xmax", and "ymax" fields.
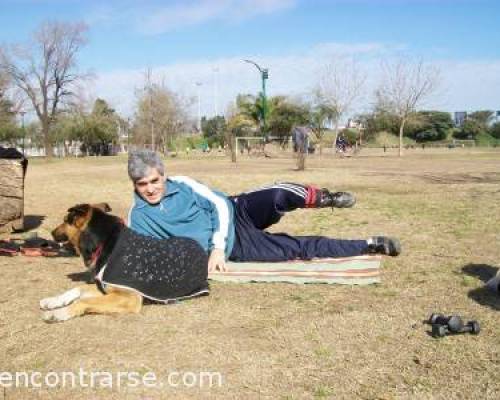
[
  {"xmin": 338, "ymin": 128, "xmax": 358, "ymax": 144},
  {"xmin": 172, "ymin": 134, "xmax": 204, "ymax": 151},
  {"xmin": 490, "ymin": 122, "xmax": 500, "ymax": 139},
  {"xmin": 406, "ymin": 111, "xmax": 453, "ymax": 142},
  {"xmin": 201, "ymin": 116, "xmax": 226, "ymax": 147},
  {"xmin": 453, "ymin": 119, "xmax": 484, "ymax": 139},
  {"xmin": 369, "ymin": 131, "xmax": 416, "ymax": 147},
  {"xmin": 475, "ymin": 132, "xmax": 499, "ymax": 146}
]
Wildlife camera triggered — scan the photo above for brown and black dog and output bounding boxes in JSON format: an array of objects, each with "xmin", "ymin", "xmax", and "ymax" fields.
[{"xmin": 40, "ymin": 203, "xmax": 209, "ymax": 323}]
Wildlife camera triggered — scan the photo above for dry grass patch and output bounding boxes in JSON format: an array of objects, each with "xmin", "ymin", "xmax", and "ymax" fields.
[{"xmin": 0, "ymin": 148, "xmax": 499, "ymax": 399}]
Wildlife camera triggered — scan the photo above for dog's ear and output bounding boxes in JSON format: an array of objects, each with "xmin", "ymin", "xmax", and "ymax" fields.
[
  {"xmin": 92, "ymin": 203, "xmax": 112, "ymax": 213},
  {"xmin": 66, "ymin": 204, "xmax": 92, "ymax": 226},
  {"xmin": 67, "ymin": 204, "xmax": 90, "ymax": 216}
]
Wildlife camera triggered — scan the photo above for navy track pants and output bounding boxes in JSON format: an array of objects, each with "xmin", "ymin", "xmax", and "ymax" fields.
[{"xmin": 228, "ymin": 183, "xmax": 369, "ymax": 262}]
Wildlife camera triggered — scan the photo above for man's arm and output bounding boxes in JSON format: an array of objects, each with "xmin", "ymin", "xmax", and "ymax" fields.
[
  {"xmin": 170, "ymin": 176, "xmax": 230, "ymax": 272},
  {"xmin": 207, "ymin": 248, "xmax": 227, "ymax": 272}
]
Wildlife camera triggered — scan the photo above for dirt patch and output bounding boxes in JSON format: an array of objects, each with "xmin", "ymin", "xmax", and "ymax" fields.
[
  {"xmin": 361, "ymin": 171, "xmax": 500, "ymax": 185},
  {"xmin": 420, "ymin": 172, "xmax": 500, "ymax": 184}
]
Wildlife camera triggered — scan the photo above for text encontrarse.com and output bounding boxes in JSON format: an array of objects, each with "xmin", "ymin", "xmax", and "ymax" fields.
[{"xmin": 0, "ymin": 369, "xmax": 223, "ymax": 389}]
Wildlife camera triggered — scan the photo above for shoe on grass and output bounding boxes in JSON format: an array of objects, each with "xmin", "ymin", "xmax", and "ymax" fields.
[
  {"xmin": 367, "ymin": 236, "xmax": 401, "ymax": 256},
  {"xmin": 316, "ymin": 189, "xmax": 356, "ymax": 209}
]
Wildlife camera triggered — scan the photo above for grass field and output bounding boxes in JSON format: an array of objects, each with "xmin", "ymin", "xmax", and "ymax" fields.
[{"xmin": 1, "ymin": 147, "xmax": 499, "ymax": 399}]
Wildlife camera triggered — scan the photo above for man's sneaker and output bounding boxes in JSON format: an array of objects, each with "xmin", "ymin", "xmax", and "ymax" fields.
[
  {"xmin": 316, "ymin": 189, "xmax": 356, "ymax": 209},
  {"xmin": 367, "ymin": 236, "xmax": 401, "ymax": 256}
]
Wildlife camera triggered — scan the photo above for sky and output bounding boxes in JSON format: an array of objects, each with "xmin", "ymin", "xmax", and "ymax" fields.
[{"xmin": 1, "ymin": 0, "xmax": 500, "ymax": 119}]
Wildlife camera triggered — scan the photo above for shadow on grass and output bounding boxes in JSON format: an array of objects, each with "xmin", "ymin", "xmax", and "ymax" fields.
[
  {"xmin": 462, "ymin": 263, "xmax": 500, "ymax": 311},
  {"xmin": 67, "ymin": 271, "xmax": 93, "ymax": 283}
]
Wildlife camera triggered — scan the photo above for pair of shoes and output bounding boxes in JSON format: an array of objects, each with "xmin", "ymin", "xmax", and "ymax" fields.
[
  {"xmin": 0, "ymin": 240, "xmax": 20, "ymax": 256},
  {"xmin": 367, "ymin": 236, "xmax": 401, "ymax": 256},
  {"xmin": 316, "ymin": 189, "xmax": 356, "ymax": 209}
]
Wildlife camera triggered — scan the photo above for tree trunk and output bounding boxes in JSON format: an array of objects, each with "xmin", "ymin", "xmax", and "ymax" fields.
[
  {"xmin": 332, "ymin": 119, "xmax": 340, "ymax": 156},
  {"xmin": 225, "ymin": 132, "xmax": 237, "ymax": 163},
  {"xmin": 318, "ymin": 129, "xmax": 323, "ymax": 157},
  {"xmin": 230, "ymin": 135, "xmax": 236, "ymax": 163},
  {"xmin": 399, "ymin": 118, "xmax": 406, "ymax": 157},
  {"xmin": 42, "ymin": 120, "xmax": 53, "ymax": 159},
  {"xmin": 297, "ymin": 150, "xmax": 306, "ymax": 171}
]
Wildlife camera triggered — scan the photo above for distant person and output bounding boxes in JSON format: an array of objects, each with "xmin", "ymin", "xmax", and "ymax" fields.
[{"xmin": 336, "ymin": 134, "xmax": 348, "ymax": 153}]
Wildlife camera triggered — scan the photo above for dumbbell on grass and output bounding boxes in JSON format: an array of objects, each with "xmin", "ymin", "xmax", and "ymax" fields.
[
  {"xmin": 432, "ymin": 320, "xmax": 480, "ymax": 338},
  {"xmin": 428, "ymin": 313, "xmax": 464, "ymax": 332}
]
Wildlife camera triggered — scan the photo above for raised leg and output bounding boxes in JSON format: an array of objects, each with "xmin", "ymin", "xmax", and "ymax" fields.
[
  {"xmin": 234, "ymin": 182, "xmax": 355, "ymax": 230},
  {"xmin": 234, "ymin": 183, "xmax": 311, "ymax": 229}
]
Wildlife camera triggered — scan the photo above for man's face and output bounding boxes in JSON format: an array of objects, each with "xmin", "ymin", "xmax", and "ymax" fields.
[{"xmin": 134, "ymin": 168, "xmax": 166, "ymax": 205}]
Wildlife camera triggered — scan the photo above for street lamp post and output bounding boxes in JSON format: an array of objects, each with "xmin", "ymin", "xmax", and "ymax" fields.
[
  {"xmin": 195, "ymin": 81, "xmax": 203, "ymax": 132},
  {"xmin": 212, "ymin": 68, "xmax": 219, "ymax": 117},
  {"xmin": 243, "ymin": 59, "xmax": 269, "ymax": 136}
]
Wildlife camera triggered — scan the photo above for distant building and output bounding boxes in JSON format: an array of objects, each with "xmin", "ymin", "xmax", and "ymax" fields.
[{"xmin": 454, "ymin": 111, "xmax": 467, "ymax": 127}]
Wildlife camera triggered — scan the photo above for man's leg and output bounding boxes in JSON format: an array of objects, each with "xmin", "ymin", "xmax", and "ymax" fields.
[
  {"xmin": 233, "ymin": 182, "xmax": 355, "ymax": 230},
  {"xmin": 230, "ymin": 226, "xmax": 371, "ymax": 262},
  {"xmin": 230, "ymin": 230, "xmax": 401, "ymax": 262}
]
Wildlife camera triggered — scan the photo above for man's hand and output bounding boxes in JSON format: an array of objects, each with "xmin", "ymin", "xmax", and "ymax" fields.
[{"xmin": 208, "ymin": 248, "xmax": 227, "ymax": 272}]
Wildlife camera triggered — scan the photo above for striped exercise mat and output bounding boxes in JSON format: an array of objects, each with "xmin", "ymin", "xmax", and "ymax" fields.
[{"xmin": 209, "ymin": 255, "xmax": 382, "ymax": 285}]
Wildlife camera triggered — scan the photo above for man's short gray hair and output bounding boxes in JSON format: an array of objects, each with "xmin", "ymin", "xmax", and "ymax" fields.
[{"xmin": 128, "ymin": 150, "xmax": 165, "ymax": 182}]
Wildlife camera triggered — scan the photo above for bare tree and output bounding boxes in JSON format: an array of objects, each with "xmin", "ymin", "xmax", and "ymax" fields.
[
  {"xmin": 376, "ymin": 58, "xmax": 440, "ymax": 156},
  {"xmin": 315, "ymin": 58, "xmax": 366, "ymax": 153},
  {"xmin": 0, "ymin": 21, "xmax": 89, "ymax": 158},
  {"xmin": 133, "ymin": 81, "xmax": 189, "ymax": 154}
]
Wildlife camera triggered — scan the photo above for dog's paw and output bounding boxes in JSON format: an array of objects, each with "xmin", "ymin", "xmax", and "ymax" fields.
[
  {"xmin": 40, "ymin": 288, "xmax": 81, "ymax": 310},
  {"xmin": 40, "ymin": 297, "xmax": 62, "ymax": 310},
  {"xmin": 42, "ymin": 307, "xmax": 73, "ymax": 323}
]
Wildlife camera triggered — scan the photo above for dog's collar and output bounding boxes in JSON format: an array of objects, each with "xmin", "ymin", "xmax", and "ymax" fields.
[
  {"xmin": 88, "ymin": 219, "xmax": 125, "ymax": 270},
  {"xmin": 89, "ymin": 243, "xmax": 104, "ymax": 268}
]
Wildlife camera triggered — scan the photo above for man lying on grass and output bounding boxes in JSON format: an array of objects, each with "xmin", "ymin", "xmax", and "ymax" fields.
[{"xmin": 127, "ymin": 150, "xmax": 401, "ymax": 272}]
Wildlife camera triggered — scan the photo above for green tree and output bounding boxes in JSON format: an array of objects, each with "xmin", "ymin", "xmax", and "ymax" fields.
[
  {"xmin": 0, "ymin": 73, "xmax": 14, "ymax": 123},
  {"xmin": 225, "ymin": 111, "xmax": 255, "ymax": 162},
  {"xmin": 201, "ymin": 116, "xmax": 226, "ymax": 148},
  {"xmin": 453, "ymin": 119, "xmax": 484, "ymax": 139},
  {"xmin": 309, "ymin": 103, "xmax": 338, "ymax": 155},
  {"xmin": 235, "ymin": 94, "xmax": 261, "ymax": 128},
  {"xmin": 266, "ymin": 96, "xmax": 309, "ymax": 142},
  {"xmin": 490, "ymin": 121, "xmax": 500, "ymax": 139},
  {"xmin": 0, "ymin": 73, "xmax": 23, "ymax": 145},
  {"xmin": 357, "ymin": 109, "xmax": 399, "ymax": 142},
  {"xmin": 468, "ymin": 110, "xmax": 494, "ymax": 130},
  {"xmin": 52, "ymin": 98, "xmax": 119, "ymax": 155},
  {"xmin": 405, "ymin": 111, "xmax": 454, "ymax": 142}
]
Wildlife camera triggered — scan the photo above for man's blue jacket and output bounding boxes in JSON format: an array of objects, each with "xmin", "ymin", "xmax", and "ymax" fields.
[{"xmin": 128, "ymin": 176, "xmax": 236, "ymax": 259}]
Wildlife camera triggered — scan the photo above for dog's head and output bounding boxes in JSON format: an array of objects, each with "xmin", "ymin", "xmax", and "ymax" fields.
[{"xmin": 52, "ymin": 203, "xmax": 118, "ymax": 268}]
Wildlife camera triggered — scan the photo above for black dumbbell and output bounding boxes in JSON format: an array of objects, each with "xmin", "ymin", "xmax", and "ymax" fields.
[
  {"xmin": 460, "ymin": 320, "xmax": 481, "ymax": 335},
  {"xmin": 431, "ymin": 320, "xmax": 480, "ymax": 338},
  {"xmin": 429, "ymin": 313, "xmax": 464, "ymax": 332}
]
